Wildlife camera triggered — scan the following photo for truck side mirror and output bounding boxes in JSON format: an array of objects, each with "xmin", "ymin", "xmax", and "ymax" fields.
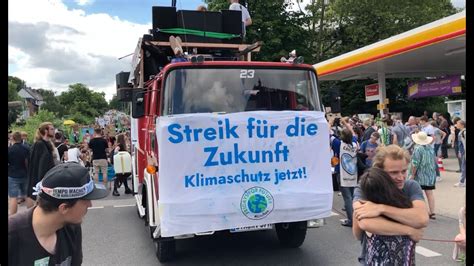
[{"xmin": 132, "ymin": 89, "xmax": 145, "ymax": 118}]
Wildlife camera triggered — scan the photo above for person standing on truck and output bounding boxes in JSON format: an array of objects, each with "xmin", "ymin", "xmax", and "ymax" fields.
[
  {"xmin": 8, "ymin": 162, "xmax": 108, "ymax": 266},
  {"xmin": 352, "ymin": 145, "xmax": 429, "ymax": 265},
  {"xmin": 229, "ymin": 0, "xmax": 252, "ymax": 38},
  {"xmin": 88, "ymin": 128, "xmax": 109, "ymax": 188}
]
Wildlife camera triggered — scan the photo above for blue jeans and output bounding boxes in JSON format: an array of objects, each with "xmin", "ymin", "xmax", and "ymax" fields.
[
  {"xmin": 8, "ymin": 176, "xmax": 28, "ymax": 198},
  {"xmin": 454, "ymin": 143, "xmax": 462, "ymax": 170},
  {"xmin": 459, "ymin": 156, "xmax": 466, "ymax": 183},
  {"xmin": 434, "ymin": 144, "xmax": 441, "ymax": 157},
  {"xmin": 340, "ymin": 186, "xmax": 355, "ymax": 224}
]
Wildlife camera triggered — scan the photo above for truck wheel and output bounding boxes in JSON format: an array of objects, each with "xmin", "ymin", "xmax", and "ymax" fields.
[
  {"xmin": 154, "ymin": 238, "xmax": 176, "ymax": 262},
  {"xmin": 275, "ymin": 221, "xmax": 307, "ymax": 248}
]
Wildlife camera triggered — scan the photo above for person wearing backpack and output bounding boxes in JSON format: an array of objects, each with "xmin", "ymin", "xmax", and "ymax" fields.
[
  {"xmin": 391, "ymin": 115, "xmax": 411, "ymax": 148},
  {"xmin": 331, "ymin": 120, "xmax": 359, "ymax": 227},
  {"xmin": 110, "ymin": 134, "xmax": 132, "ymax": 196},
  {"xmin": 54, "ymin": 132, "xmax": 69, "ymax": 162},
  {"xmin": 378, "ymin": 117, "xmax": 396, "ymax": 146}
]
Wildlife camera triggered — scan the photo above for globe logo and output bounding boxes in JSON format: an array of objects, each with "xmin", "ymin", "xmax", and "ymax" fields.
[
  {"xmin": 241, "ymin": 187, "xmax": 274, "ymax": 220},
  {"xmin": 247, "ymin": 194, "xmax": 267, "ymax": 214}
]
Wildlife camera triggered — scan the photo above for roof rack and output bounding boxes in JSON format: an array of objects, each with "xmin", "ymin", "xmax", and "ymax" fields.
[{"xmin": 130, "ymin": 38, "xmax": 263, "ymax": 87}]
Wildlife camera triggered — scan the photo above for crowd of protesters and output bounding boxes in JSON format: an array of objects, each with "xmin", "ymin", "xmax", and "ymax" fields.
[
  {"xmin": 8, "ymin": 121, "xmax": 133, "ymax": 215},
  {"xmin": 328, "ymin": 111, "xmax": 466, "ymax": 264}
]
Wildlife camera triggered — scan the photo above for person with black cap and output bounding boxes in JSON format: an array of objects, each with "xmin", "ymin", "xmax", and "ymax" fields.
[{"xmin": 8, "ymin": 162, "xmax": 108, "ymax": 266}]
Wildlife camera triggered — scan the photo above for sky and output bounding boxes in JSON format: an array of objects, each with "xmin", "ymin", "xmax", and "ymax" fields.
[{"xmin": 8, "ymin": 0, "xmax": 465, "ymax": 101}]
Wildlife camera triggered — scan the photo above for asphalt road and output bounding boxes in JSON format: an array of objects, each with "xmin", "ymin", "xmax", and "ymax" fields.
[{"xmin": 81, "ymin": 189, "xmax": 460, "ymax": 266}]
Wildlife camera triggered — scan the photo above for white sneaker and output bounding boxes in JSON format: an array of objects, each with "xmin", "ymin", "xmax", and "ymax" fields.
[{"xmin": 454, "ymin": 182, "xmax": 466, "ymax": 187}]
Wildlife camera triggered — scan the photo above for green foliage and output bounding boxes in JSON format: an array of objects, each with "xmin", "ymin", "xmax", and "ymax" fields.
[
  {"xmin": 8, "ymin": 78, "xmax": 110, "ymax": 128},
  {"xmin": 10, "ymin": 109, "xmax": 63, "ymax": 144},
  {"xmin": 8, "ymin": 80, "xmax": 23, "ymax": 127},
  {"xmin": 58, "ymin": 83, "xmax": 108, "ymax": 123},
  {"xmin": 36, "ymin": 89, "xmax": 66, "ymax": 117},
  {"xmin": 108, "ymin": 94, "xmax": 129, "ymax": 113},
  {"xmin": 8, "ymin": 76, "xmax": 26, "ymax": 91}
]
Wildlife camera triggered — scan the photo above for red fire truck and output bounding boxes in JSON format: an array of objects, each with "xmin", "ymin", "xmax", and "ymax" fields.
[{"xmin": 116, "ymin": 5, "xmax": 329, "ymax": 262}]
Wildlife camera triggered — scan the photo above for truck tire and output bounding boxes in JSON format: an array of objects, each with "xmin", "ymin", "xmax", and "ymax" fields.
[
  {"xmin": 154, "ymin": 238, "xmax": 176, "ymax": 262},
  {"xmin": 275, "ymin": 221, "xmax": 307, "ymax": 248}
]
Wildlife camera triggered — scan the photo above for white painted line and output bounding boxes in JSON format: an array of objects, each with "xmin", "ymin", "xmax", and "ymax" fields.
[
  {"xmin": 331, "ymin": 211, "xmax": 339, "ymax": 216},
  {"xmin": 415, "ymin": 246, "xmax": 442, "ymax": 257},
  {"xmin": 88, "ymin": 206, "xmax": 104, "ymax": 210},
  {"xmin": 113, "ymin": 204, "xmax": 136, "ymax": 208}
]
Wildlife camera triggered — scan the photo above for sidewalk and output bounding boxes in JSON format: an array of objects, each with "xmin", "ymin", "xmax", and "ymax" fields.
[{"xmin": 432, "ymin": 148, "xmax": 465, "ymax": 219}]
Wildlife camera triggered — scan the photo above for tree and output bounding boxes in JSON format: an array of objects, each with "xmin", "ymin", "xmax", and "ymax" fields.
[
  {"xmin": 10, "ymin": 109, "xmax": 63, "ymax": 144},
  {"xmin": 58, "ymin": 83, "xmax": 108, "ymax": 124},
  {"xmin": 8, "ymin": 76, "xmax": 26, "ymax": 91},
  {"xmin": 108, "ymin": 94, "xmax": 128, "ymax": 113},
  {"xmin": 8, "ymin": 77, "xmax": 25, "ymax": 127},
  {"xmin": 37, "ymin": 89, "xmax": 67, "ymax": 117}
]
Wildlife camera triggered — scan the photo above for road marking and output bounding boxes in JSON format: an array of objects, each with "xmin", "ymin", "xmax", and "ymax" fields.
[
  {"xmin": 415, "ymin": 246, "xmax": 442, "ymax": 257},
  {"xmin": 331, "ymin": 211, "xmax": 339, "ymax": 216},
  {"xmin": 114, "ymin": 204, "xmax": 136, "ymax": 208},
  {"xmin": 88, "ymin": 206, "xmax": 104, "ymax": 210}
]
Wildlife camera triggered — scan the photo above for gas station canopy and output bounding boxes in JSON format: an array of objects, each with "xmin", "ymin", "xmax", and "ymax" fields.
[{"xmin": 314, "ymin": 10, "xmax": 465, "ymax": 81}]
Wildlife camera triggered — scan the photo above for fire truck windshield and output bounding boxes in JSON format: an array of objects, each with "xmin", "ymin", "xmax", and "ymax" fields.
[{"xmin": 162, "ymin": 67, "xmax": 321, "ymax": 115}]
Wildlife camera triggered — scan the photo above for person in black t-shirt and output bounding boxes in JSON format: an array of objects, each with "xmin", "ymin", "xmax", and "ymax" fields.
[
  {"xmin": 8, "ymin": 131, "xmax": 30, "ymax": 215},
  {"xmin": 8, "ymin": 162, "xmax": 108, "ymax": 266},
  {"xmin": 54, "ymin": 131, "xmax": 69, "ymax": 162},
  {"xmin": 88, "ymin": 127, "xmax": 110, "ymax": 187}
]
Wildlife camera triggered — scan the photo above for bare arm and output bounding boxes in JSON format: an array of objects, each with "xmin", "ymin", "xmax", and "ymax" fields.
[
  {"xmin": 392, "ymin": 133, "xmax": 398, "ymax": 145},
  {"xmin": 354, "ymin": 200, "xmax": 428, "ymax": 229},
  {"xmin": 357, "ymin": 216, "xmax": 424, "ymax": 242},
  {"xmin": 440, "ymin": 130, "xmax": 447, "ymax": 141},
  {"xmin": 341, "ymin": 119, "xmax": 356, "ymax": 136},
  {"xmin": 245, "ymin": 18, "xmax": 252, "ymax": 26},
  {"xmin": 352, "ymin": 212, "xmax": 364, "ymax": 240}
]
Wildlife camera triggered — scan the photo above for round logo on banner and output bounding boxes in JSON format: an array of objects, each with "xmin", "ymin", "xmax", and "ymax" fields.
[{"xmin": 241, "ymin": 187, "xmax": 274, "ymax": 220}]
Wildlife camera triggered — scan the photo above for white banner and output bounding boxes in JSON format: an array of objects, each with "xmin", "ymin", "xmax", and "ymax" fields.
[{"xmin": 156, "ymin": 111, "xmax": 333, "ymax": 237}]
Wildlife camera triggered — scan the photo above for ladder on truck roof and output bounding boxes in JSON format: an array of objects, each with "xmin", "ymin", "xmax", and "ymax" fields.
[{"xmin": 130, "ymin": 36, "xmax": 263, "ymax": 88}]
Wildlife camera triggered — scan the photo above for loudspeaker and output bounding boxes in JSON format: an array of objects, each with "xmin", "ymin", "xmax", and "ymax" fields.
[
  {"xmin": 116, "ymin": 72, "xmax": 130, "ymax": 88},
  {"xmin": 152, "ymin": 6, "xmax": 177, "ymax": 41},
  {"xmin": 222, "ymin": 10, "xmax": 242, "ymax": 44},
  {"xmin": 117, "ymin": 88, "xmax": 133, "ymax": 102},
  {"xmin": 204, "ymin": 11, "xmax": 222, "ymax": 43},
  {"xmin": 329, "ymin": 86, "xmax": 341, "ymax": 113}
]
